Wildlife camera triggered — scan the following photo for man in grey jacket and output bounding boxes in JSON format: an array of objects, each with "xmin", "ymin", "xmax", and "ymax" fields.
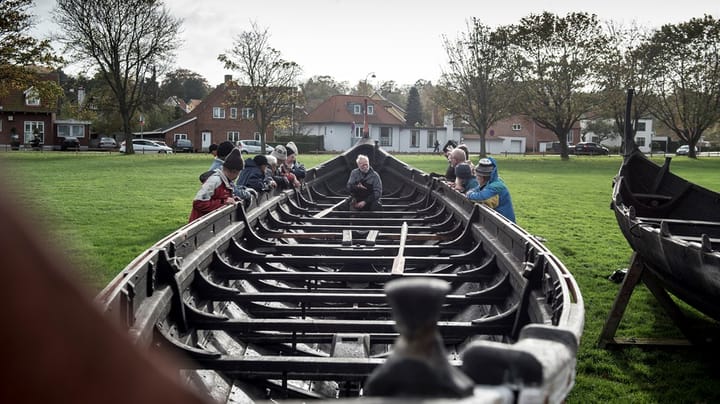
[{"xmin": 346, "ymin": 154, "xmax": 382, "ymax": 211}]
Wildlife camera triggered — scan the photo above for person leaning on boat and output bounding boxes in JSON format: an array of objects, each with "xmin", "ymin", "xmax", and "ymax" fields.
[
  {"xmin": 466, "ymin": 157, "xmax": 516, "ymax": 223},
  {"xmin": 285, "ymin": 141, "xmax": 306, "ymax": 182},
  {"xmin": 347, "ymin": 154, "xmax": 382, "ymax": 211},
  {"xmin": 237, "ymin": 154, "xmax": 273, "ymax": 193},
  {"xmin": 444, "ymin": 147, "xmax": 470, "ymax": 184},
  {"xmin": 453, "ymin": 163, "xmax": 478, "ymax": 193},
  {"xmin": 188, "ymin": 149, "xmax": 244, "ymax": 222},
  {"xmin": 200, "ymin": 140, "xmax": 254, "ymax": 202}
]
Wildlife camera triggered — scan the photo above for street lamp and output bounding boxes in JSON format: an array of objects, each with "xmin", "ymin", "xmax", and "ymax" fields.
[{"xmin": 364, "ymin": 72, "xmax": 376, "ymax": 96}]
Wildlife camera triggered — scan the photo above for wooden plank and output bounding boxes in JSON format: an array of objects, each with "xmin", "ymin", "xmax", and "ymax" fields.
[
  {"xmin": 597, "ymin": 252, "xmax": 645, "ymax": 349},
  {"xmin": 365, "ymin": 230, "xmax": 379, "ymax": 246},
  {"xmin": 342, "ymin": 230, "xmax": 352, "ymax": 246},
  {"xmin": 313, "ymin": 197, "xmax": 349, "ymax": 218},
  {"xmin": 391, "ymin": 222, "xmax": 408, "ymax": 274}
]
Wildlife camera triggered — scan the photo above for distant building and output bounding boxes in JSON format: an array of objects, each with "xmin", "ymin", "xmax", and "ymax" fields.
[
  {"xmin": 300, "ymin": 94, "xmax": 462, "ymax": 152},
  {"xmin": 0, "ymin": 69, "xmax": 91, "ymax": 150},
  {"xmin": 140, "ymin": 75, "xmax": 281, "ymax": 152}
]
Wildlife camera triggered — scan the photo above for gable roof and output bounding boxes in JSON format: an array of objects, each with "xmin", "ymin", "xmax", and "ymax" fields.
[
  {"xmin": 302, "ymin": 95, "xmax": 405, "ymax": 126},
  {"xmin": 0, "ymin": 70, "xmax": 59, "ymax": 113}
]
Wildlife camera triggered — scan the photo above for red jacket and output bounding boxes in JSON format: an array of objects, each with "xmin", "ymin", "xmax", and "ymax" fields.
[{"xmin": 188, "ymin": 172, "xmax": 234, "ymax": 222}]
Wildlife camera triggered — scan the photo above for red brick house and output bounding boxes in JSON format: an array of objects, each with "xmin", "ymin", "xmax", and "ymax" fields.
[
  {"xmin": 143, "ymin": 76, "xmax": 276, "ymax": 152},
  {"xmin": 0, "ymin": 70, "xmax": 91, "ymax": 150}
]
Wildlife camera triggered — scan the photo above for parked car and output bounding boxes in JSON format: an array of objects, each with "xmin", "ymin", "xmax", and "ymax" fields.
[
  {"xmin": 575, "ymin": 142, "xmax": 609, "ymax": 155},
  {"xmin": 173, "ymin": 138, "xmax": 194, "ymax": 153},
  {"xmin": 97, "ymin": 137, "xmax": 118, "ymax": 149},
  {"xmin": 60, "ymin": 136, "xmax": 80, "ymax": 151},
  {"xmin": 119, "ymin": 139, "xmax": 173, "ymax": 154},
  {"xmin": 675, "ymin": 145, "xmax": 698, "ymax": 156},
  {"xmin": 238, "ymin": 139, "xmax": 274, "ymax": 154}
]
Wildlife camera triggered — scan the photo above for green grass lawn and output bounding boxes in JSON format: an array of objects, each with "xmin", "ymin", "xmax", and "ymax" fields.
[{"xmin": 2, "ymin": 149, "xmax": 720, "ymax": 403}]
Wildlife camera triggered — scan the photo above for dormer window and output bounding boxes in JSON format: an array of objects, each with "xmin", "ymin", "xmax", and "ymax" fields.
[
  {"xmin": 25, "ymin": 87, "xmax": 40, "ymax": 106},
  {"xmin": 353, "ymin": 104, "xmax": 361, "ymax": 114},
  {"xmin": 367, "ymin": 104, "xmax": 374, "ymax": 115}
]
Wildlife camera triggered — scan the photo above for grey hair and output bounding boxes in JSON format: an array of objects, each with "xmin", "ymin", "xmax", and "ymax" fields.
[{"xmin": 356, "ymin": 154, "xmax": 369, "ymax": 164}]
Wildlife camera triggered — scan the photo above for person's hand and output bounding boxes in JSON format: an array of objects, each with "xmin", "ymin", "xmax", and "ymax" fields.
[
  {"xmin": 356, "ymin": 183, "xmax": 367, "ymax": 189},
  {"xmin": 354, "ymin": 201, "xmax": 366, "ymax": 209}
]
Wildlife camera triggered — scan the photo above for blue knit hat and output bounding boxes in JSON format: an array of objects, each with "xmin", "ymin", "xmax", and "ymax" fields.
[{"xmin": 454, "ymin": 163, "xmax": 473, "ymax": 180}]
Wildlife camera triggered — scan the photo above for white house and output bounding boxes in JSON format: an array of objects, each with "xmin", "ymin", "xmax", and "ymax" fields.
[
  {"xmin": 300, "ymin": 94, "xmax": 463, "ymax": 153},
  {"xmin": 580, "ymin": 117, "xmax": 668, "ymax": 153}
]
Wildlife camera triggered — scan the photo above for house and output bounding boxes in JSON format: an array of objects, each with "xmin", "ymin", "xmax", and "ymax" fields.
[
  {"xmin": 141, "ymin": 76, "xmax": 277, "ymax": 152},
  {"xmin": 580, "ymin": 117, "xmax": 667, "ymax": 154},
  {"xmin": 0, "ymin": 70, "xmax": 93, "ymax": 150},
  {"xmin": 301, "ymin": 94, "xmax": 463, "ymax": 153},
  {"xmin": 164, "ymin": 96, "xmax": 202, "ymax": 114}
]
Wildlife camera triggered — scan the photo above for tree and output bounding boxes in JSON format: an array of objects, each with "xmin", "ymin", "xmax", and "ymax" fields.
[
  {"xmin": 437, "ymin": 18, "xmax": 516, "ymax": 157},
  {"xmin": 54, "ymin": 0, "xmax": 182, "ymax": 153},
  {"xmin": 506, "ymin": 12, "xmax": 609, "ymax": 159},
  {"xmin": 159, "ymin": 68, "xmax": 210, "ymax": 102},
  {"xmin": 581, "ymin": 119, "xmax": 618, "ymax": 143},
  {"xmin": 218, "ymin": 22, "xmax": 303, "ymax": 153},
  {"xmin": 300, "ymin": 75, "xmax": 348, "ymax": 112},
  {"xmin": 0, "ymin": 0, "xmax": 63, "ymax": 100},
  {"xmin": 404, "ymin": 86, "xmax": 423, "ymax": 126},
  {"xmin": 643, "ymin": 15, "xmax": 720, "ymax": 158},
  {"xmin": 596, "ymin": 21, "xmax": 655, "ymax": 150}
]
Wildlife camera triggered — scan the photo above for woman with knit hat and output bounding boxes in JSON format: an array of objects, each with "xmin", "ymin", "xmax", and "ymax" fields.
[
  {"xmin": 466, "ymin": 157, "xmax": 515, "ymax": 223},
  {"xmin": 453, "ymin": 163, "xmax": 478, "ymax": 193},
  {"xmin": 189, "ymin": 149, "xmax": 244, "ymax": 222},
  {"xmin": 285, "ymin": 141, "xmax": 306, "ymax": 181},
  {"xmin": 272, "ymin": 145, "xmax": 300, "ymax": 188}
]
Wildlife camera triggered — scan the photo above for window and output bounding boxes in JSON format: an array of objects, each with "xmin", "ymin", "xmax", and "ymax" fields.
[
  {"xmin": 57, "ymin": 124, "xmax": 85, "ymax": 138},
  {"xmin": 636, "ymin": 121, "xmax": 646, "ymax": 132},
  {"xmin": 254, "ymin": 132, "xmax": 261, "ymax": 141},
  {"xmin": 380, "ymin": 127, "xmax": 392, "ymax": 147},
  {"xmin": 24, "ymin": 121, "xmax": 45, "ymax": 143},
  {"xmin": 25, "ymin": 87, "xmax": 40, "ymax": 106},
  {"xmin": 353, "ymin": 124, "xmax": 363, "ymax": 138},
  {"xmin": 367, "ymin": 104, "xmax": 374, "ymax": 115},
  {"xmin": 353, "ymin": 104, "xmax": 362, "ymax": 115},
  {"xmin": 227, "ymin": 131, "xmax": 240, "ymax": 142},
  {"xmin": 636, "ymin": 137, "xmax": 646, "ymax": 146},
  {"xmin": 427, "ymin": 130, "xmax": 437, "ymax": 148},
  {"xmin": 174, "ymin": 134, "xmax": 188, "ymax": 141},
  {"xmin": 241, "ymin": 108, "xmax": 254, "ymax": 119},
  {"xmin": 410, "ymin": 130, "xmax": 420, "ymax": 148},
  {"xmin": 512, "ymin": 123, "xmax": 522, "ymax": 131},
  {"xmin": 230, "ymin": 107, "xmax": 238, "ymax": 119},
  {"xmin": 213, "ymin": 107, "xmax": 225, "ymax": 119}
]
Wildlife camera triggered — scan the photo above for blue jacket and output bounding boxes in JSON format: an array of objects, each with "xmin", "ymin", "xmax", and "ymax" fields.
[
  {"xmin": 236, "ymin": 158, "xmax": 269, "ymax": 192},
  {"xmin": 466, "ymin": 157, "xmax": 516, "ymax": 222}
]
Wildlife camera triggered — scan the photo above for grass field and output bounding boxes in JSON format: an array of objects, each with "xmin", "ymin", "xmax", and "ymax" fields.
[{"xmin": 1, "ymin": 150, "xmax": 720, "ymax": 403}]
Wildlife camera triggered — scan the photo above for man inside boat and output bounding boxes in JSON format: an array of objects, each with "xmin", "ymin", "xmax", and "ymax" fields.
[
  {"xmin": 466, "ymin": 157, "xmax": 516, "ymax": 223},
  {"xmin": 347, "ymin": 154, "xmax": 382, "ymax": 211}
]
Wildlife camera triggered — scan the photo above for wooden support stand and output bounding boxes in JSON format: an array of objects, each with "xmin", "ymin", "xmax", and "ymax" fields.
[{"xmin": 598, "ymin": 252, "xmax": 710, "ymax": 348}]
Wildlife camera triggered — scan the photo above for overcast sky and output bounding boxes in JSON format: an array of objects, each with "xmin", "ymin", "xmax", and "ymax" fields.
[{"xmin": 32, "ymin": 0, "xmax": 718, "ymax": 87}]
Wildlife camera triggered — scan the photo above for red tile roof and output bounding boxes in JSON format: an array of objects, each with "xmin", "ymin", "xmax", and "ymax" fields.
[{"xmin": 303, "ymin": 95, "xmax": 404, "ymax": 126}]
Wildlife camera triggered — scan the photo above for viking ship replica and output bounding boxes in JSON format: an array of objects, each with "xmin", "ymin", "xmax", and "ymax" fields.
[
  {"xmin": 98, "ymin": 140, "xmax": 584, "ymax": 402},
  {"xmin": 600, "ymin": 89, "xmax": 720, "ymax": 347}
]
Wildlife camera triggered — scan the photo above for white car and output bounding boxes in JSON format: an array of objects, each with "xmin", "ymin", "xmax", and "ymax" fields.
[
  {"xmin": 238, "ymin": 139, "xmax": 274, "ymax": 154},
  {"xmin": 675, "ymin": 145, "xmax": 698, "ymax": 156},
  {"xmin": 119, "ymin": 139, "xmax": 173, "ymax": 154}
]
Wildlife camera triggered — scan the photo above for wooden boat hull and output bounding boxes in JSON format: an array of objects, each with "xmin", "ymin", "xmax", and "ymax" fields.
[
  {"xmin": 612, "ymin": 152, "xmax": 720, "ymax": 320},
  {"xmin": 98, "ymin": 140, "xmax": 584, "ymax": 402}
]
